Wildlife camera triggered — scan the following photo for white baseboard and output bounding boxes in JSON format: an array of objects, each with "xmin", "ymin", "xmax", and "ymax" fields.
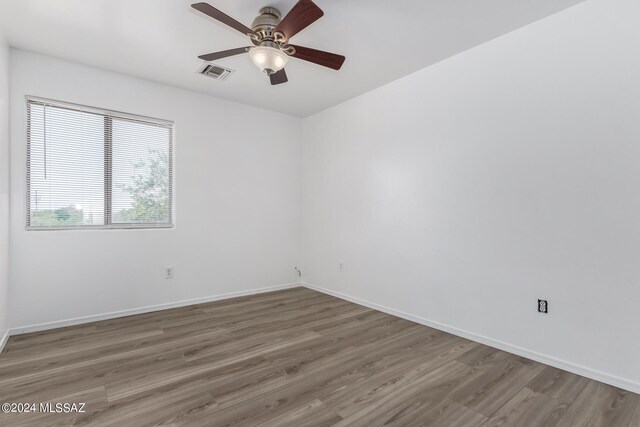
[
  {"xmin": 7, "ymin": 282, "xmax": 302, "ymax": 337},
  {"xmin": 0, "ymin": 329, "xmax": 9, "ymax": 354},
  {"xmin": 302, "ymin": 281, "xmax": 640, "ymax": 395}
]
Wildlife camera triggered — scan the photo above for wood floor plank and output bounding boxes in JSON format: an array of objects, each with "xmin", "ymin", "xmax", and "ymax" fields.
[
  {"xmin": 0, "ymin": 346, "xmax": 187, "ymax": 403},
  {"xmin": 405, "ymin": 399, "xmax": 487, "ymax": 427},
  {"xmin": 321, "ymin": 336, "xmax": 478, "ymax": 418},
  {"xmin": 105, "ymin": 330, "xmax": 322, "ymax": 402},
  {"xmin": 455, "ymin": 343, "xmax": 512, "ymax": 369},
  {"xmin": 555, "ymin": 380, "xmax": 640, "ymax": 427},
  {"xmin": 0, "ymin": 287, "xmax": 637, "ymax": 426},
  {"xmin": 4, "ymin": 324, "xmax": 99, "ymax": 351},
  {"xmin": 481, "ymin": 387, "xmax": 568, "ymax": 427},
  {"xmin": 332, "ymin": 360, "xmax": 480, "ymax": 426},
  {"xmin": 175, "ymin": 326, "xmax": 431, "ymax": 425},
  {"xmin": 255, "ymin": 399, "xmax": 343, "ymax": 427},
  {"xmin": 69, "ymin": 379, "xmax": 218, "ymax": 426},
  {"xmin": 526, "ymin": 365, "xmax": 590, "ymax": 402},
  {"xmin": 449, "ymin": 354, "xmax": 546, "ymax": 416},
  {"xmin": 168, "ymin": 325, "xmax": 431, "ymax": 425},
  {"xmin": 0, "ymin": 329, "xmax": 165, "ymax": 367},
  {"xmin": 0, "ymin": 328, "xmax": 222, "ymax": 392}
]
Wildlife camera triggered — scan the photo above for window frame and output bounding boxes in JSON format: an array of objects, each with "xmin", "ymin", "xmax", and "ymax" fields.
[{"xmin": 25, "ymin": 96, "xmax": 175, "ymax": 231}]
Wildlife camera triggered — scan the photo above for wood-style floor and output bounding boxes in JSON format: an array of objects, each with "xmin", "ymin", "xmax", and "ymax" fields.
[{"xmin": 0, "ymin": 287, "xmax": 638, "ymax": 426}]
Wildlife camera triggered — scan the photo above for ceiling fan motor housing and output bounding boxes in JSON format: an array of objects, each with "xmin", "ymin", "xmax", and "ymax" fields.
[{"xmin": 251, "ymin": 7, "xmax": 282, "ymax": 44}]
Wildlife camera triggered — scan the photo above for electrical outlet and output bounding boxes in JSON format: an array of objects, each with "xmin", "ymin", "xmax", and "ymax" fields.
[
  {"xmin": 538, "ymin": 299, "xmax": 548, "ymax": 314},
  {"xmin": 338, "ymin": 262, "xmax": 344, "ymax": 272},
  {"xmin": 165, "ymin": 267, "xmax": 174, "ymax": 279}
]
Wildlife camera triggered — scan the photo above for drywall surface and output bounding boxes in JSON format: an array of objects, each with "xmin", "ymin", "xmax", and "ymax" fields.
[
  {"xmin": 9, "ymin": 49, "xmax": 302, "ymax": 329},
  {"xmin": 302, "ymin": 0, "xmax": 640, "ymax": 391},
  {"xmin": 0, "ymin": 36, "xmax": 9, "ymax": 345}
]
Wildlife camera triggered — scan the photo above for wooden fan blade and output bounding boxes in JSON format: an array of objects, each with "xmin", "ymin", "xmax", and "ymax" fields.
[
  {"xmin": 289, "ymin": 45, "xmax": 345, "ymax": 70},
  {"xmin": 198, "ymin": 47, "xmax": 250, "ymax": 61},
  {"xmin": 274, "ymin": 0, "xmax": 323, "ymax": 41},
  {"xmin": 191, "ymin": 3, "xmax": 255, "ymax": 36},
  {"xmin": 270, "ymin": 69, "xmax": 288, "ymax": 85}
]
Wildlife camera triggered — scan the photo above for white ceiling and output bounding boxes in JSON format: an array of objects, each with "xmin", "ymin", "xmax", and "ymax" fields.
[{"xmin": 0, "ymin": 0, "xmax": 584, "ymax": 117}]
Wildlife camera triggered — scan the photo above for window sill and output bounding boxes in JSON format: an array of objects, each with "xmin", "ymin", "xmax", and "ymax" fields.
[{"xmin": 26, "ymin": 224, "xmax": 175, "ymax": 231}]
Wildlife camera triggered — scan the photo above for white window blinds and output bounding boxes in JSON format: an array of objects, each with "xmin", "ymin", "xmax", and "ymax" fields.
[{"xmin": 27, "ymin": 97, "xmax": 174, "ymax": 229}]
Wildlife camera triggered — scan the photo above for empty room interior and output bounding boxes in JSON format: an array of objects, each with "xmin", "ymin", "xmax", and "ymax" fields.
[{"xmin": 1, "ymin": 0, "xmax": 639, "ymax": 425}]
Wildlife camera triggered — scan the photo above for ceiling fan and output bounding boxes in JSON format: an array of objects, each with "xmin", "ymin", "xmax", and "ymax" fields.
[{"xmin": 191, "ymin": 0, "xmax": 346, "ymax": 85}]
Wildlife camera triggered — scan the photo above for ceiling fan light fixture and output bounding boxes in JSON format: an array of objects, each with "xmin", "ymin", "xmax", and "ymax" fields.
[
  {"xmin": 249, "ymin": 46, "xmax": 289, "ymax": 75},
  {"xmin": 192, "ymin": 1, "xmax": 345, "ymax": 85}
]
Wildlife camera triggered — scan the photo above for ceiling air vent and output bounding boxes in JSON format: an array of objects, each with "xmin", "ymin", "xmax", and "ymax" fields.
[{"xmin": 197, "ymin": 63, "xmax": 234, "ymax": 81}]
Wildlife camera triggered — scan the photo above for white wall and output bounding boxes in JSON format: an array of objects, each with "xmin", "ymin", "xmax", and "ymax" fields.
[
  {"xmin": 0, "ymin": 36, "xmax": 9, "ymax": 345},
  {"xmin": 302, "ymin": 0, "xmax": 640, "ymax": 392},
  {"xmin": 9, "ymin": 49, "xmax": 302, "ymax": 330}
]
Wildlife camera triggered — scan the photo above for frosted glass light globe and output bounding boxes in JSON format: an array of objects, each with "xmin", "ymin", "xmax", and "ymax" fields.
[{"xmin": 249, "ymin": 46, "xmax": 289, "ymax": 75}]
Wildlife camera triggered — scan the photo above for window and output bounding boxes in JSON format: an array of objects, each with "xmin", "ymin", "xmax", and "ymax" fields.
[{"xmin": 26, "ymin": 97, "xmax": 174, "ymax": 229}]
